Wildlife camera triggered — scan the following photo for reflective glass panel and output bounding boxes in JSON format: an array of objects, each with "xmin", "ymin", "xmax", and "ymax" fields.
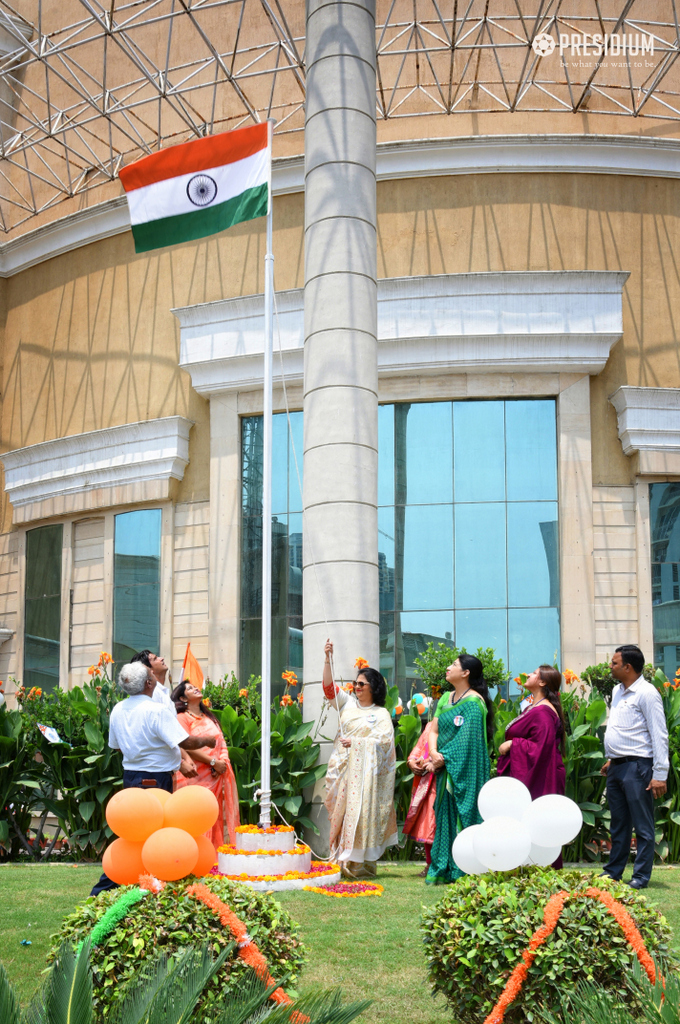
[
  {"xmin": 454, "ymin": 400, "xmax": 505, "ymax": 502},
  {"xmin": 506, "ymin": 400, "xmax": 558, "ymax": 501},
  {"xmin": 454, "ymin": 503, "xmax": 507, "ymax": 608},
  {"xmin": 402, "ymin": 505, "xmax": 453, "ymax": 610},
  {"xmin": 377, "ymin": 404, "xmax": 395, "ymax": 507},
  {"xmin": 385, "ymin": 610, "xmax": 454, "ymax": 700},
  {"xmin": 507, "ymin": 502, "xmax": 559, "ymax": 607},
  {"xmin": 650, "ymin": 482, "xmax": 680, "ymax": 677},
  {"xmin": 113, "ymin": 509, "xmax": 161, "ymax": 665},
  {"xmin": 240, "ymin": 413, "xmax": 305, "ymax": 693},
  {"xmin": 24, "ymin": 524, "xmax": 62, "ymax": 692},
  {"xmin": 455, "ymin": 608, "xmax": 508, "ymax": 669},
  {"xmin": 378, "ymin": 506, "xmax": 395, "ymax": 613},
  {"xmin": 508, "ymin": 607, "xmax": 561, "ymax": 680},
  {"xmin": 401, "ymin": 402, "xmax": 453, "ymax": 504}
]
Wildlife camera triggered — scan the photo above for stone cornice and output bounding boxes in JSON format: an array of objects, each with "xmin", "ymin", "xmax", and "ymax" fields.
[
  {"xmin": 610, "ymin": 386, "xmax": 680, "ymax": 474},
  {"xmin": 2, "ymin": 134, "xmax": 679, "ymax": 277},
  {"xmin": 1, "ymin": 416, "xmax": 193, "ymax": 523},
  {"xmin": 175, "ymin": 270, "xmax": 628, "ymax": 396}
]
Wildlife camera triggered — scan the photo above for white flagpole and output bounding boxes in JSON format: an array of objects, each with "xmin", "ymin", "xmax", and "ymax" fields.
[{"xmin": 259, "ymin": 118, "xmax": 275, "ymax": 829}]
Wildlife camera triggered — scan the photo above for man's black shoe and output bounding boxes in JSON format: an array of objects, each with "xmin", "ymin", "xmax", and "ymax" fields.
[{"xmin": 628, "ymin": 879, "xmax": 648, "ymax": 890}]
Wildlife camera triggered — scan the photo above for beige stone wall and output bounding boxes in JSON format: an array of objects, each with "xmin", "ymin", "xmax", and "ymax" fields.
[{"xmin": 592, "ymin": 485, "xmax": 638, "ymax": 663}]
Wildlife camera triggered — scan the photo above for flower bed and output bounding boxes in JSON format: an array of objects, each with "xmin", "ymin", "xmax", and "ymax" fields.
[{"xmin": 303, "ymin": 881, "xmax": 384, "ymax": 899}]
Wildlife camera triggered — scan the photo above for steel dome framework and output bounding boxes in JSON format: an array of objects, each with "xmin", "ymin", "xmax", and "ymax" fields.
[{"xmin": 0, "ymin": 0, "xmax": 679, "ymax": 233}]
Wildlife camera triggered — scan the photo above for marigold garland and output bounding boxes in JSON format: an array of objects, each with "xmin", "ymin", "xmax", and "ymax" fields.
[
  {"xmin": 211, "ymin": 861, "xmax": 340, "ymax": 883},
  {"xmin": 217, "ymin": 843, "xmax": 310, "ymax": 856},
  {"xmin": 235, "ymin": 824, "xmax": 294, "ymax": 834},
  {"xmin": 186, "ymin": 882, "xmax": 308, "ymax": 1020},
  {"xmin": 482, "ymin": 886, "xmax": 658, "ymax": 1024},
  {"xmin": 302, "ymin": 881, "xmax": 384, "ymax": 898}
]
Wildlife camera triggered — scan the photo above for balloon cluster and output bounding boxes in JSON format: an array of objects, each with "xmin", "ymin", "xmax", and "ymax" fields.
[
  {"xmin": 103, "ymin": 787, "xmax": 219, "ymax": 885},
  {"xmin": 453, "ymin": 777, "xmax": 583, "ymax": 874}
]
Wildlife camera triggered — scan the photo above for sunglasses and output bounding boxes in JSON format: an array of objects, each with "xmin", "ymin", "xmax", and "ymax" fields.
[{"xmin": 354, "ymin": 680, "xmax": 369, "ymax": 688}]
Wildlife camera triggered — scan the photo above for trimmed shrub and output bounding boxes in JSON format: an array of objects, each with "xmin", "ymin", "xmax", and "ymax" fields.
[
  {"xmin": 49, "ymin": 876, "xmax": 306, "ymax": 1022},
  {"xmin": 421, "ymin": 868, "xmax": 678, "ymax": 1024}
]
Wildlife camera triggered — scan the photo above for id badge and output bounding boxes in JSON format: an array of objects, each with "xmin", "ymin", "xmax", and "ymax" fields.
[{"xmin": 453, "ymin": 715, "xmax": 464, "ymax": 727}]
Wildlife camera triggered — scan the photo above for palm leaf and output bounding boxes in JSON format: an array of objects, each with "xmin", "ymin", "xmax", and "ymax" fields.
[
  {"xmin": 136, "ymin": 944, "xmax": 232, "ymax": 1024},
  {"xmin": 108, "ymin": 952, "xmax": 173, "ymax": 1024},
  {"xmin": 254, "ymin": 988, "xmax": 372, "ymax": 1024},
  {"xmin": 0, "ymin": 960, "xmax": 22, "ymax": 1024},
  {"xmin": 212, "ymin": 970, "xmax": 284, "ymax": 1024},
  {"xmin": 540, "ymin": 980, "xmax": 636, "ymax": 1024},
  {"xmin": 24, "ymin": 941, "xmax": 93, "ymax": 1024}
]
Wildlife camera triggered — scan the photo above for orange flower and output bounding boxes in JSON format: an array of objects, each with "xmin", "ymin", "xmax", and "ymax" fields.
[
  {"xmin": 513, "ymin": 676, "xmax": 521, "ymax": 684},
  {"xmin": 563, "ymin": 669, "xmax": 580, "ymax": 685},
  {"xmin": 280, "ymin": 694, "xmax": 294, "ymax": 707},
  {"xmin": 282, "ymin": 671, "xmax": 298, "ymax": 687},
  {"xmin": 354, "ymin": 657, "xmax": 369, "ymax": 670},
  {"xmin": 239, "ymin": 688, "xmax": 249, "ymax": 698},
  {"xmin": 87, "ymin": 665, "xmax": 96, "ymax": 676},
  {"xmin": 203, "ymin": 698, "xmax": 211, "ymax": 708},
  {"xmin": 298, "ymin": 693, "xmax": 304, "ymax": 704},
  {"xmin": 499, "ymin": 698, "xmax": 507, "ymax": 705},
  {"xmin": 99, "ymin": 651, "xmax": 112, "ymax": 665},
  {"xmin": 664, "ymin": 681, "xmax": 671, "ymax": 688}
]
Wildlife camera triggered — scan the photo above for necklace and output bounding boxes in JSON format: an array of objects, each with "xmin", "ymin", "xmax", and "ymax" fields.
[
  {"xmin": 452, "ymin": 688, "xmax": 471, "ymax": 705},
  {"xmin": 186, "ymin": 709, "xmax": 203, "ymax": 719}
]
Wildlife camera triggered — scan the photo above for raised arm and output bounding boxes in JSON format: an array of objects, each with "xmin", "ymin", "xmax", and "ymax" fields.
[{"xmin": 322, "ymin": 639, "xmax": 349, "ymax": 711}]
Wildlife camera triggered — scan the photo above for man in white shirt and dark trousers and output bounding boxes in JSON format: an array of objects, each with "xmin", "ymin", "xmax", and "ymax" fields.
[
  {"xmin": 601, "ymin": 645, "xmax": 669, "ymax": 890},
  {"xmin": 90, "ymin": 661, "xmax": 215, "ymax": 895}
]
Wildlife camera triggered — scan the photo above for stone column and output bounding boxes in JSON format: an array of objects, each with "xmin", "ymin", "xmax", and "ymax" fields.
[{"xmin": 302, "ymin": 0, "xmax": 379, "ymax": 802}]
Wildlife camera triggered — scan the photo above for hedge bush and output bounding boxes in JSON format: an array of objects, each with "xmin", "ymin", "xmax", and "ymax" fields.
[
  {"xmin": 421, "ymin": 868, "xmax": 679, "ymax": 1024},
  {"xmin": 49, "ymin": 876, "xmax": 306, "ymax": 1023}
]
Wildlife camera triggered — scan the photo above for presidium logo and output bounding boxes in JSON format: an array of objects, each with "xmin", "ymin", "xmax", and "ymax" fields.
[{"xmin": 532, "ymin": 30, "xmax": 654, "ymax": 58}]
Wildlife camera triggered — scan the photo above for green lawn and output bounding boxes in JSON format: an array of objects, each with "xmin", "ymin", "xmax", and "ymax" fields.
[{"xmin": 2, "ymin": 862, "xmax": 680, "ymax": 1023}]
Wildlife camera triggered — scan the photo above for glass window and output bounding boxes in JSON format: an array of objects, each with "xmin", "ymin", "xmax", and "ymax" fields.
[
  {"xmin": 505, "ymin": 400, "xmax": 558, "ymax": 502},
  {"xmin": 240, "ymin": 412, "xmax": 304, "ymax": 697},
  {"xmin": 454, "ymin": 503, "xmax": 507, "ymax": 608},
  {"xmin": 507, "ymin": 502, "xmax": 560, "ymax": 607},
  {"xmin": 113, "ymin": 509, "xmax": 161, "ymax": 665},
  {"xmin": 454, "ymin": 400, "xmax": 505, "ymax": 502},
  {"xmin": 24, "ymin": 524, "xmax": 62, "ymax": 692},
  {"xmin": 650, "ymin": 483, "xmax": 680, "ymax": 678},
  {"xmin": 402, "ymin": 505, "xmax": 453, "ymax": 610}
]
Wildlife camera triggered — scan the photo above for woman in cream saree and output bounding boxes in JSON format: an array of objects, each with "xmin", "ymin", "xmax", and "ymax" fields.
[{"xmin": 322, "ymin": 642, "xmax": 398, "ymax": 879}]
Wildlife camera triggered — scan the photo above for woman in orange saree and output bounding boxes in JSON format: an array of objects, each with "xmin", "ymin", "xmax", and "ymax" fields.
[
  {"xmin": 402, "ymin": 721, "xmax": 437, "ymax": 875},
  {"xmin": 171, "ymin": 681, "xmax": 240, "ymax": 853}
]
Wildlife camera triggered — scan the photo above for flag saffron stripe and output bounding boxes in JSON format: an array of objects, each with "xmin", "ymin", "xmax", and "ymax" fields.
[
  {"xmin": 130, "ymin": 182, "xmax": 268, "ymax": 253},
  {"xmin": 120, "ymin": 123, "xmax": 268, "ymax": 192}
]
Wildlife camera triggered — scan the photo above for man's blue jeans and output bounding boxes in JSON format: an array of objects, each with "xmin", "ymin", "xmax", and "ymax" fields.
[
  {"xmin": 89, "ymin": 770, "xmax": 174, "ymax": 897},
  {"xmin": 603, "ymin": 757, "xmax": 655, "ymax": 886}
]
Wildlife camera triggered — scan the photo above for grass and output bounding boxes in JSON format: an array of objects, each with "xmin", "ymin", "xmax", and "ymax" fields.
[{"xmin": 2, "ymin": 862, "xmax": 680, "ymax": 1022}]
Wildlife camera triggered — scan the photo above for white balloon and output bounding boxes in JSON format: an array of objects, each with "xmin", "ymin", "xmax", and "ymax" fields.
[
  {"xmin": 452, "ymin": 825, "xmax": 488, "ymax": 875},
  {"xmin": 478, "ymin": 777, "xmax": 532, "ymax": 822},
  {"xmin": 472, "ymin": 815, "xmax": 532, "ymax": 871},
  {"xmin": 522, "ymin": 794, "xmax": 583, "ymax": 847},
  {"xmin": 524, "ymin": 842, "xmax": 562, "ymax": 867}
]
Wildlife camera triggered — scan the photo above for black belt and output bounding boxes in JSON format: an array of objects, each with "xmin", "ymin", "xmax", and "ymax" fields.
[{"xmin": 610, "ymin": 756, "xmax": 652, "ymax": 765}]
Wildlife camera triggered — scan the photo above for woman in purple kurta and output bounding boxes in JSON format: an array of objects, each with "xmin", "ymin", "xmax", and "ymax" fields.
[{"xmin": 497, "ymin": 665, "xmax": 566, "ymax": 799}]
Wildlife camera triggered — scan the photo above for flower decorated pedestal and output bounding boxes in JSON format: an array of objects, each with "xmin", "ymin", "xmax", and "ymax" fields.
[{"xmin": 216, "ymin": 825, "xmax": 341, "ymax": 892}]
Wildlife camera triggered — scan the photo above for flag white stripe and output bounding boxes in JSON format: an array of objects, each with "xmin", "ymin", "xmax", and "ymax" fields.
[{"xmin": 126, "ymin": 146, "xmax": 270, "ymax": 226}]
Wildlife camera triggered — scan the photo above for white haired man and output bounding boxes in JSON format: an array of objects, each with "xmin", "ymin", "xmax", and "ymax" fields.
[{"xmin": 90, "ymin": 661, "xmax": 216, "ymax": 895}]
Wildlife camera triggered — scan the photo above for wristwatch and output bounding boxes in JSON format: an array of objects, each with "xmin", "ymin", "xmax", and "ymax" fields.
[{"xmin": 210, "ymin": 757, "xmax": 217, "ymax": 773}]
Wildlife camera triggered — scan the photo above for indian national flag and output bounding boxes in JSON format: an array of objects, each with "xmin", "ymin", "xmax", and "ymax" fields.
[{"xmin": 119, "ymin": 123, "xmax": 270, "ymax": 253}]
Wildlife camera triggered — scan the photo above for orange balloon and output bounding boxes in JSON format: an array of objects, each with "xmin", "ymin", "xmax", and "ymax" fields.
[
  {"xmin": 102, "ymin": 838, "xmax": 145, "ymax": 885},
  {"xmin": 148, "ymin": 788, "xmax": 172, "ymax": 808},
  {"xmin": 106, "ymin": 788, "xmax": 164, "ymax": 842},
  {"xmin": 192, "ymin": 834, "xmax": 217, "ymax": 877},
  {"xmin": 142, "ymin": 827, "xmax": 199, "ymax": 881},
  {"xmin": 416, "ymin": 703, "xmax": 426, "ymax": 714},
  {"xmin": 163, "ymin": 787, "xmax": 219, "ymax": 837}
]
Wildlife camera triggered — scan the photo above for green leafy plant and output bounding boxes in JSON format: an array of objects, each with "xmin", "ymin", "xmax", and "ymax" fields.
[
  {"xmin": 203, "ymin": 672, "xmax": 262, "ymax": 722},
  {"xmin": 421, "ymin": 868, "xmax": 679, "ymax": 1024},
  {"xmin": 413, "ymin": 641, "xmax": 510, "ymax": 700},
  {"xmin": 0, "ymin": 705, "xmax": 39, "ymax": 858},
  {"xmin": 581, "ymin": 661, "xmax": 655, "ymax": 704},
  {"xmin": 49, "ymin": 876, "xmax": 307, "ymax": 1022},
  {"xmin": 2, "ymin": 937, "xmax": 370, "ymax": 1024},
  {"xmin": 17, "ymin": 660, "xmax": 124, "ymax": 860}
]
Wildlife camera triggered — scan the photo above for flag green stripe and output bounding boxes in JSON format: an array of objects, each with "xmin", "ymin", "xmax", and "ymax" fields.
[{"xmin": 131, "ymin": 181, "xmax": 268, "ymax": 253}]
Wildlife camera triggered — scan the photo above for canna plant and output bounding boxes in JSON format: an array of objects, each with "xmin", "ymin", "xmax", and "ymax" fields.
[{"xmin": 0, "ymin": 705, "xmax": 40, "ymax": 858}]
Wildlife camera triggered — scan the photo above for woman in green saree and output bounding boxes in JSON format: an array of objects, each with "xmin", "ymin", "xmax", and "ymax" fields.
[{"xmin": 425, "ymin": 653, "xmax": 493, "ymax": 884}]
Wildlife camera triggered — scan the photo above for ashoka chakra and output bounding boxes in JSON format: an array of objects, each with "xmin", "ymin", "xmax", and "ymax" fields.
[{"xmin": 186, "ymin": 174, "xmax": 218, "ymax": 207}]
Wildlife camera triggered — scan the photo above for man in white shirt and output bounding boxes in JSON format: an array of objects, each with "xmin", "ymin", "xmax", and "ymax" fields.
[
  {"xmin": 90, "ymin": 661, "xmax": 215, "ymax": 896},
  {"xmin": 130, "ymin": 649, "xmax": 197, "ymax": 778},
  {"xmin": 601, "ymin": 645, "xmax": 668, "ymax": 889}
]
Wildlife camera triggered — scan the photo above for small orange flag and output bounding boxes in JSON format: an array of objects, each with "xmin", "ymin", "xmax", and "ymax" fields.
[{"xmin": 181, "ymin": 642, "xmax": 204, "ymax": 690}]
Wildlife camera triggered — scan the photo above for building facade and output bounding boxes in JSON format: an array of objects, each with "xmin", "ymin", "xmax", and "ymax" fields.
[{"xmin": 0, "ymin": 3, "xmax": 679, "ymax": 802}]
